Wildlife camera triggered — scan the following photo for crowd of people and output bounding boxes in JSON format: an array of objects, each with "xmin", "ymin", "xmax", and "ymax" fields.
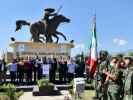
[
  {"xmin": 92, "ymin": 50, "xmax": 133, "ymax": 100},
  {"xmin": 0, "ymin": 55, "xmax": 85, "ymax": 85},
  {"xmin": 0, "ymin": 50, "xmax": 132, "ymax": 100}
]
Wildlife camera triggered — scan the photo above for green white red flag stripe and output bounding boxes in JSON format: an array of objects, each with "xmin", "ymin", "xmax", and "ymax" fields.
[{"xmin": 87, "ymin": 14, "xmax": 97, "ymax": 74}]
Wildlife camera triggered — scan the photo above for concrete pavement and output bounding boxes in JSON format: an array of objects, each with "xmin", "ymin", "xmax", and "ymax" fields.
[{"xmin": 19, "ymin": 90, "xmax": 71, "ymax": 100}]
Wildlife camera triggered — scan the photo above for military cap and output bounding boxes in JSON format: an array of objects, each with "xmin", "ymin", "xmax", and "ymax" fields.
[
  {"xmin": 99, "ymin": 50, "xmax": 108, "ymax": 56},
  {"xmin": 123, "ymin": 52, "xmax": 133, "ymax": 60},
  {"xmin": 112, "ymin": 53, "xmax": 123, "ymax": 59}
]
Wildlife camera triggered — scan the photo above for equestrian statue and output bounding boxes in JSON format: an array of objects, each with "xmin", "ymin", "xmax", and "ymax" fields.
[{"xmin": 15, "ymin": 7, "xmax": 70, "ymax": 43}]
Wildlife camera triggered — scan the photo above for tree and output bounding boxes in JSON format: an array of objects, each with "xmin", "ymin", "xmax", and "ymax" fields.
[{"xmin": 75, "ymin": 54, "xmax": 81, "ymax": 60}]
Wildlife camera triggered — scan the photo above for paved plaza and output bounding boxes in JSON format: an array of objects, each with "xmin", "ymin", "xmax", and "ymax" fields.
[
  {"xmin": 19, "ymin": 90, "xmax": 71, "ymax": 100},
  {"xmin": 19, "ymin": 90, "xmax": 95, "ymax": 100}
]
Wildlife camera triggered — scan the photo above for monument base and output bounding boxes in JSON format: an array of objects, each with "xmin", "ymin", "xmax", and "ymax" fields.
[
  {"xmin": 9, "ymin": 42, "xmax": 74, "ymax": 59},
  {"xmin": 32, "ymin": 86, "xmax": 61, "ymax": 96}
]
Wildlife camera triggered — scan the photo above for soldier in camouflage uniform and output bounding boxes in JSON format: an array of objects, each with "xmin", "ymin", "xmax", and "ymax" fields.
[
  {"xmin": 123, "ymin": 52, "xmax": 133, "ymax": 100},
  {"xmin": 103, "ymin": 53, "xmax": 123, "ymax": 100},
  {"xmin": 110, "ymin": 53, "xmax": 123, "ymax": 68},
  {"xmin": 92, "ymin": 50, "xmax": 110, "ymax": 100},
  {"xmin": 120, "ymin": 54, "xmax": 128, "ymax": 99}
]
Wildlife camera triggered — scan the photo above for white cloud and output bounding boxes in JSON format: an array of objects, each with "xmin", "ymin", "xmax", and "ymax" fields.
[
  {"xmin": 71, "ymin": 44, "xmax": 89, "ymax": 56},
  {"xmin": 73, "ymin": 44, "xmax": 87, "ymax": 51},
  {"xmin": 113, "ymin": 39, "xmax": 127, "ymax": 46}
]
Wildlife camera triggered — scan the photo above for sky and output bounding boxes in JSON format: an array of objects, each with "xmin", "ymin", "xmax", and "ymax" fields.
[{"xmin": 0, "ymin": 0, "xmax": 133, "ymax": 58}]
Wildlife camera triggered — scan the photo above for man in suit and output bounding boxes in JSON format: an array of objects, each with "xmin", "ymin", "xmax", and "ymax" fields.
[{"xmin": 0, "ymin": 59, "xmax": 7, "ymax": 84}]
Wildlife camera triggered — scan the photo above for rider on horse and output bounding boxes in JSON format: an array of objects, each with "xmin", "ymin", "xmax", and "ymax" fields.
[
  {"xmin": 41, "ymin": 8, "xmax": 57, "ymax": 35},
  {"xmin": 15, "ymin": 7, "xmax": 70, "ymax": 43}
]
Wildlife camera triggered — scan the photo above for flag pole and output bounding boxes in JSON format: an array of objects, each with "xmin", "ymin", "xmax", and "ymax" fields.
[
  {"xmin": 93, "ymin": 10, "xmax": 98, "ymax": 61},
  {"xmin": 93, "ymin": 10, "xmax": 100, "ymax": 99},
  {"xmin": 87, "ymin": 10, "xmax": 98, "ymax": 75}
]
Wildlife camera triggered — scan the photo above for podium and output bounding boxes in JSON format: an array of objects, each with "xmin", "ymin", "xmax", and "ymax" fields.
[
  {"xmin": 42, "ymin": 64, "xmax": 50, "ymax": 81},
  {"xmin": 73, "ymin": 78, "xmax": 85, "ymax": 94}
]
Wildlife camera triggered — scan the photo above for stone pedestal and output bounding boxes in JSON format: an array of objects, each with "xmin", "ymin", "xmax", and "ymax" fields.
[
  {"xmin": 9, "ymin": 42, "xmax": 74, "ymax": 59},
  {"xmin": 33, "ymin": 86, "xmax": 61, "ymax": 96}
]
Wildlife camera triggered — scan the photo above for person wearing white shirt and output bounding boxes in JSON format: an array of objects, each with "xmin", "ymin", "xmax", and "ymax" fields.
[
  {"xmin": 67, "ymin": 59, "xmax": 75, "ymax": 82},
  {"xmin": 8, "ymin": 59, "xmax": 17, "ymax": 84}
]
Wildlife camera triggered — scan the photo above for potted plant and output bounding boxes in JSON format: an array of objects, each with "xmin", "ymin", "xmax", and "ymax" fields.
[{"xmin": 37, "ymin": 79, "xmax": 54, "ymax": 91}]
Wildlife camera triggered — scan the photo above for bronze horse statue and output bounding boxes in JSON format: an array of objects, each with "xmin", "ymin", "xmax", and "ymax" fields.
[{"xmin": 15, "ymin": 15, "xmax": 70, "ymax": 43}]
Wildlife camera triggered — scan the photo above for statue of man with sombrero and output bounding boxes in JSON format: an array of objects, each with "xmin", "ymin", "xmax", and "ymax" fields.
[{"xmin": 41, "ymin": 8, "xmax": 57, "ymax": 35}]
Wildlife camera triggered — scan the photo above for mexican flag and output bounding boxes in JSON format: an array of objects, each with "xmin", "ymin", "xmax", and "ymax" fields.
[{"xmin": 87, "ymin": 14, "xmax": 97, "ymax": 74}]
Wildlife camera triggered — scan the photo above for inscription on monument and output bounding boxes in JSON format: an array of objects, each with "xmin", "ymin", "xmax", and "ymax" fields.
[{"xmin": 16, "ymin": 52, "xmax": 68, "ymax": 56}]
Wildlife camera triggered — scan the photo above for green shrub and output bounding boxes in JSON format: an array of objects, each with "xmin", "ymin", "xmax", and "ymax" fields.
[
  {"xmin": 68, "ymin": 80, "xmax": 74, "ymax": 88},
  {"xmin": 37, "ymin": 79, "xmax": 54, "ymax": 87},
  {"xmin": 2, "ymin": 83, "xmax": 16, "ymax": 100},
  {"xmin": 0, "ymin": 93, "xmax": 10, "ymax": 100},
  {"xmin": 15, "ymin": 90, "xmax": 24, "ymax": 99},
  {"xmin": 0, "ymin": 84, "xmax": 24, "ymax": 100},
  {"xmin": 68, "ymin": 89, "xmax": 77, "ymax": 99}
]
